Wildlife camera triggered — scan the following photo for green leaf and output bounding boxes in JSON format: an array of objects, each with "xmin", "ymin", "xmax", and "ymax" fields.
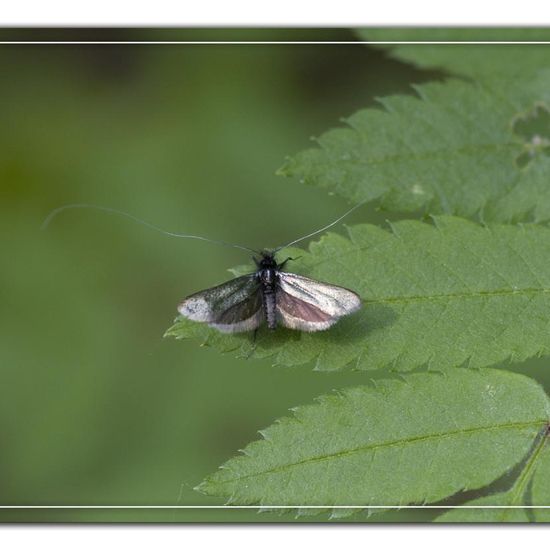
[
  {"xmin": 357, "ymin": 28, "xmax": 550, "ymax": 79},
  {"xmin": 530, "ymin": 443, "xmax": 550, "ymax": 521},
  {"xmin": 167, "ymin": 216, "xmax": 550, "ymax": 372},
  {"xmin": 196, "ymin": 369, "xmax": 549, "ymax": 509},
  {"xmin": 278, "ymin": 74, "xmax": 550, "ymax": 222},
  {"xmin": 436, "ymin": 424, "xmax": 550, "ymax": 522},
  {"xmin": 435, "ymin": 493, "xmax": 530, "ymax": 523}
]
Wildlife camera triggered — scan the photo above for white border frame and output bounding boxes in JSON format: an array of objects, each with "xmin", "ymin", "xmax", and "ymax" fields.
[{"xmin": 3, "ymin": 34, "xmax": 549, "ymax": 515}]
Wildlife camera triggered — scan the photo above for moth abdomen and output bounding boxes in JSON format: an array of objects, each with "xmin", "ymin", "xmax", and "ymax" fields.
[{"xmin": 263, "ymin": 286, "xmax": 278, "ymax": 330}]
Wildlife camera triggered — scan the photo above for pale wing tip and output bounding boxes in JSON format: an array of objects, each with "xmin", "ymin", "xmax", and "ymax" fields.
[
  {"xmin": 334, "ymin": 291, "xmax": 361, "ymax": 324},
  {"xmin": 177, "ymin": 302, "xmax": 189, "ymax": 317},
  {"xmin": 177, "ymin": 297, "xmax": 212, "ymax": 321},
  {"xmin": 338, "ymin": 290, "xmax": 361, "ymax": 315},
  {"xmin": 350, "ymin": 292, "xmax": 362, "ymax": 312},
  {"xmin": 177, "ymin": 299, "xmax": 191, "ymax": 316}
]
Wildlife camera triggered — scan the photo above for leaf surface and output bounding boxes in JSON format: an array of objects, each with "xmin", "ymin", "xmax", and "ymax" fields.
[
  {"xmin": 278, "ymin": 74, "xmax": 550, "ymax": 222},
  {"xmin": 357, "ymin": 28, "xmax": 550, "ymax": 78},
  {"xmin": 530, "ymin": 444, "xmax": 550, "ymax": 521},
  {"xmin": 435, "ymin": 493, "xmax": 530, "ymax": 523},
  {"xmin": 167, "ymin": 217, "xmax": 550, "ymax": 372},
  {"xmin": 196, "ymin": 369, "xmax": 549, "ymax": 508},
  {"xmin": 436, "ymin": 423, "xmax": 550, "ymax": 522}
]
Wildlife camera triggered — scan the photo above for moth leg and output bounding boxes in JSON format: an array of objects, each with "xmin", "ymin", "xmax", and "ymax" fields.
[
  {"xmin": 243, "ymin": 328, "xmax": 259, "ymax": 359},
  {"xmin": 278, "ymin": 256, "xmax": 302, "ymax": 270}
]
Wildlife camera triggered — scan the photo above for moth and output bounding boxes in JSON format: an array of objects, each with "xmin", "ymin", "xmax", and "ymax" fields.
[
  {"xmin": 178, "ymin": 249, "xmax": 361, "ymax": 333},
  {"xmin": 43, "ymin": 201, "xmax": 363, "ymax": 332},
  {"xmin": 177, "ymin": 204, "xmax": 364, "ymax": 333}
]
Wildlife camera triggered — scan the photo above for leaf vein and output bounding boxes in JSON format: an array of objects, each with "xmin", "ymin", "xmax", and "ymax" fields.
[{"xmin": 214, "ymin": 420, "xmax": 546, "ymax": 486}]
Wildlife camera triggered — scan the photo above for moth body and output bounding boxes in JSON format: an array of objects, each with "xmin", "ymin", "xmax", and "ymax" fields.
[{"xmin": 257, "ymin": 252, "xmax": 281, "ymax": 330}]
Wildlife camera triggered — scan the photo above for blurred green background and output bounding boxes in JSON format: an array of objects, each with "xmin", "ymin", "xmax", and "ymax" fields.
[{"xmin": 2, "ymin": 28, "xmax": 534, "ymax": 522}]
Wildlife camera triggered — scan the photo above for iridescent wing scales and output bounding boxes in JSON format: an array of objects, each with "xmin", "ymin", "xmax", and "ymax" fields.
[
  {"xmin": 276, "ymin": 273, "xmax": 361, "ymax": 332},
  {"xmin": 178, "ymin": 275, "xmax": 263, "ymax": 333}
]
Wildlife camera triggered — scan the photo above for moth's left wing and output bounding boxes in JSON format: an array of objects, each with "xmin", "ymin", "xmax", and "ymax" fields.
[
  {"xmin": 178, "ymin": 274, "xmax": 264, "ymax": 333},
  {"xmin": 276, "ymin": 273, "xmax": 361, "ymax": 332}
]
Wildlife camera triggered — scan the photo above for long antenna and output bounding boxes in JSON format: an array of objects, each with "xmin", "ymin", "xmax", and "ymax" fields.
[
  {"xmin": 273, "ymin": 199, "xmax": 368, "ymax": 253},
  {"xmin": 41, "ymin": 203, "xmax": 260, "ymax": 254}
]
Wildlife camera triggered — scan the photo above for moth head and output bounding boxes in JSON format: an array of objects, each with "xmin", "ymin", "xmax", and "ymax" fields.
[{"xmin": 256, "ymin": 250, "xmax": 277, "ymax": 269}]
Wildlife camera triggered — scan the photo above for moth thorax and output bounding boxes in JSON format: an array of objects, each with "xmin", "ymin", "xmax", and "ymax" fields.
[{"xmin": 259, "ymin": 268, "xmax": 277, "ymax": 286}]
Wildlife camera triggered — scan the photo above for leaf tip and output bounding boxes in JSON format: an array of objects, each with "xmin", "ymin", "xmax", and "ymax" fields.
[
  {"xmin": 275, "ymin": 158, "xmax": 293, "ymax": 178},
  {"xmin": 193, "ymin": 481, "xmax": 209, "ymax": 495}
]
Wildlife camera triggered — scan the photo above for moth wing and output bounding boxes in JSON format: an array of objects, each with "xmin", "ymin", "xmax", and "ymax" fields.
[
  {"xmin": 276, "ymin": 273, "xmax": 361, "ymax": 332},
  {"xmin": 178, "ymin": 274, "xmax": 264, "ymax": 333}
]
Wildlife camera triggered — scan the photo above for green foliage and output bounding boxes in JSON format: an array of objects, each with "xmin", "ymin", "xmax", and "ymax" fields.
[
  {"xmin": 168, "ymin": 216, "xmax": 550, "ymax": 372},
  {"xmin": 196, "ymin": 369, "xmax": 549, "ymax": 513},
  {"xmin": 10, "ymin": 29, "xmax": 550, "ymax": 524},
  {"xmin": 4, "ymin": 30, "xmax": 395, "ymax": 522},
  {"xmin": 164, "ymin": 37, "xmax": 550, "ymax": 522},
  {"xmin": 437, "ymin": 425, "xmax": 550, "ymax": 522},
  {"xmin": 278, "ymin": 74, "xmax": 550, "ymax": 222},
  {"xmin": 357, "ymin": 28, "xmax": 550, "ymax": 78},
  {"xmin": 435, "ymin": 493, "xmax": 531, "ymax": 523},
  {"xmin": 531, "ymin": 446, "xmax": 550, "ymax": 521}
]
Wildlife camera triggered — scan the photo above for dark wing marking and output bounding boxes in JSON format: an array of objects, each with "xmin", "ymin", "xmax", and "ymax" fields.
[
  {"xmin": 178, "ymin": 275, "xmax": 264, "ymax": 333},
  {"xmin": 276, "ymin": 273, "xmax": 361, "ymax": 332},
  {"xmin": 209, "ymin": 289, "xmax": 263, "ymax": 333}
]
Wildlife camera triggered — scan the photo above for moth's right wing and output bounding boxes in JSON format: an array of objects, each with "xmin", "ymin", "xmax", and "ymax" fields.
[
  {"xmin": 276, "ymin": 272, "xmax": 361, "ymax": 332},
  {"xmin": 178, "ymin": 274, "xmax": 264, "ymax": 333}
]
